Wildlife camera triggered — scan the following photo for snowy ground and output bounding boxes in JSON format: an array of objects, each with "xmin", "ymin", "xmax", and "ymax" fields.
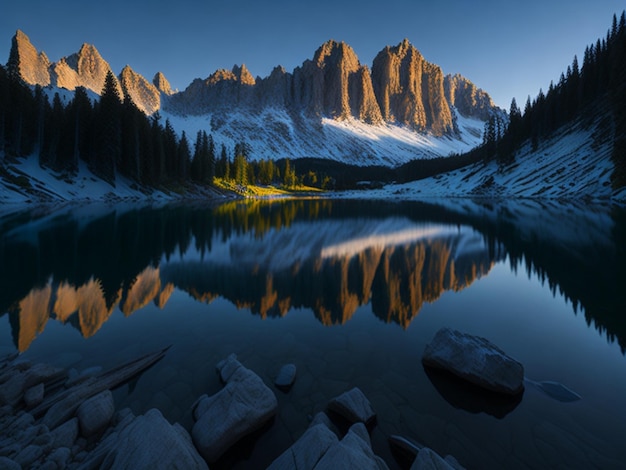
[
  {"xmin": 0, "ymin": 154, "xmax": 231, "ymax": 207},
  {"xmin": 336, "ymin": 117, "xmax": 624, "ymax": 202},
  {"xmin": 161, "ymin": 107, "xmax": 484, "ymax": 166}
]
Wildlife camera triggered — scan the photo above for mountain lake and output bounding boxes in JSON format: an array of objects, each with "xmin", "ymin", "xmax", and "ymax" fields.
[{"xmin": 1, "ymin": 198, "xmax": 625, "ymax": 469}]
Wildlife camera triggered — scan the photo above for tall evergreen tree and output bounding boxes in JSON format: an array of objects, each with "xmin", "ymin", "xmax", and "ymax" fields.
[{"xmin": 94, "ymin": 70, "xmax": 122, "ymax": 183}]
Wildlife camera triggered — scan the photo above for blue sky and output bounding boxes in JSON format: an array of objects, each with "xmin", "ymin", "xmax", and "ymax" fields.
[{"xmin": 0, "ymin": 0, "xmax": 622, "ymax": 108}]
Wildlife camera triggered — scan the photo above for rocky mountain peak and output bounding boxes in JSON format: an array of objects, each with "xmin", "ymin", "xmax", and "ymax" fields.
[
  {"xmin": 52, "ymin": 41, "xmax": 122, "ymax": 96},
  {"xmin": 7, "ymin": 30, "xmax": 51, "ymax": 86},
  {"xmin": 153, "ymin": 71, "xmax": 173, "ymax": 95},
  {"xmin": 444, "ymin": 73, "xmax": 495, "ymax": 120},
  {"xmin": 232, "ymin": 64, "xmax": 256, "ymax": 86},
  {"xmin": 119, "ymin": 65, "xmax": 161, "ymax": 114},
  {"xmin": 313, "ymin": 40, "xmax": 360, "ymax": 71},
  {"xmin": 371, "ymin": 40, "xmax": 452, "ymax": 135},
  {"xmin": 292, "ymin": 39, "xmax": 381, "ymax": 122}
]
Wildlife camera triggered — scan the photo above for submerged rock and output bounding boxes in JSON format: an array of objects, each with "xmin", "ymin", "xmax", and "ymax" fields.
[
  {"xmin": 275, "ymin": 363, "xmax": 297, "ymax": 390},
  {"xmin": 0, "ymin": 456, "xmax": 21, "ymax": 470},
  {"xmin": 389, "ymin": 434, "xmax": 423, "ymax": 459},
  {"xmin": 50, "ymin": 418, "xmax": 78, "ymax": 448},
  {"xmin": 77, "ymin": 390, "xmax": 114, "ymax": 437},
  {"xmin": 525, "ymin": 379, "xmax": 581, "ymax": 402},
  {"xmin": 410, "ymin": 447, "xmax": 465, "ymax": 470},
  {"xmin": 24, "ymin": 383, "xmax": 44, "ymax": 409},
  {"xmin": 422, "ymin": 328, "xmax": 524, "ymax": 395},
  {"xmin": 327, "ymin": 387, "xmax": 376, "ymax": 424},
  {"xmin": 192, "ymin": 354, "xmax": 278, "ymax": 463}
]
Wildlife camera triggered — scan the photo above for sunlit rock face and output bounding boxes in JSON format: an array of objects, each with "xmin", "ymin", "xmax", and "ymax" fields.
[
  {"xmin": 119, "ymin": 65, "xmax": 161, "ymax": 115},
  {"xmin": 444, "ymin": 73, "xmax": 495, "ymax": 121},
  {"xmin": 7, "ymin": 30, "xmax": 51, "ymax": 86},
  {"xmin": 292, "ymin": 40, "xmax": 383, "ymax": 124},
  {"xmin": 371, "ymin": 39, "xmax": 453, "ymax": 135},
  {"xmin": 51, "ymin": 43, "xmax": 123, "ymax": 96},
  {"xmin": 153, "ymin": 71, "xmax": 174, "ymax": 96}
]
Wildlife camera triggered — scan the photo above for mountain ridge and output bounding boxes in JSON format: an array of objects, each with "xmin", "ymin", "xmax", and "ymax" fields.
[{"xmin": 6, "ymin": 30, "xmax": 503, "ymax": 166}]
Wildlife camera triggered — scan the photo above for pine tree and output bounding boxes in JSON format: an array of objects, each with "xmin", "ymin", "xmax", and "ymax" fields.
[
  {"xmin": 207, "ymin": 133, "xmax": 215, "ymax": 184},
  {"xmin": 94, "ymin": 70, "xmax": 122, "ymax": 183},
  {"xmin": 69, "ymin": 86, "xmax": 92, "ymax": 169},
  {"xmin": 177, "ymin": 131, "xmax": 191, "ymax": 182}
]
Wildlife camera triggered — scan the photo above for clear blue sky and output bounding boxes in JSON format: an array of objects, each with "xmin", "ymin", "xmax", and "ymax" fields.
[{"xmin": 0, "ymin": 0, "xmax": 622, "ymax": 109}]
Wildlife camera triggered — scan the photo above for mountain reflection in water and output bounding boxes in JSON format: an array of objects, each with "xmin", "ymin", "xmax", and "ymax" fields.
[{"xmin": 1, "ymin": 199, "xmax": 624, "ymax": 354}]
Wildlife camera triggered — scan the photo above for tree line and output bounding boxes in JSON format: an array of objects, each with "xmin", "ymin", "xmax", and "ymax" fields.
[
  {"xmin": 0, "ymin": 67, "xmax": 330, "ymax": 190},
  {"xmin": 485, "ymin": 11, "xmax": 626, "ymax": 177}
]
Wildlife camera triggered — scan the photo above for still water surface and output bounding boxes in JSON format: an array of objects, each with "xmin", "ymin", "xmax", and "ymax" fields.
[{"xmin": 1, "ymin": 199, "xmax": 625, "ymax": 468}]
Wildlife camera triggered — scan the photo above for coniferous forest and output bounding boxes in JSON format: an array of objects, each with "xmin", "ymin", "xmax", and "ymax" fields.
[
  {"xmin": 0, "ymin": 12, "xmax": 625, "ymax": 191},
  {"xmin": 0, "ymin": 67, "xmax": 332, "ymax": 191},
  {"xmin": 399, "ymin": 11, "xmax": 626, "ymax": 187}
]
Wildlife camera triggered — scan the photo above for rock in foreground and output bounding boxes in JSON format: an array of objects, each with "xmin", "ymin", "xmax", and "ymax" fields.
[
  {"xmin": 81, "ymin": 408, "xmax": 208, "ymax": 469},
  {"xmin": 192, "ymin": 354, "xmax": 278, "ymax": 463},
  {"xmin": 268, "ymin": 422, "xmax": 388, "ymax": 470},
  {"xmin": 422, "ymin": 328, "xmax": 524, "ymax": 395},
  {"xmin": 327, "ymin": 387, "xmax": 376, "ymax": 424}
]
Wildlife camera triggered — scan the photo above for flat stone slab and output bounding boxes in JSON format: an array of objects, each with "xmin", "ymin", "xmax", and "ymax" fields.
[
  {"xmin": 327, "ymin": 387, "xmax": 376, "ymax": 424},
  {"xmin": 422, "ymin": 328, "xmax": 524, "ymax": 395},
  {"xmin": 192, "ymin": 355, "xmax": 277, "ymax": 463}
]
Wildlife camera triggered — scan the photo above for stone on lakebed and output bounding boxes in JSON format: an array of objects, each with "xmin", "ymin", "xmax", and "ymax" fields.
[
  {"xmin": 327, "ymin": 387, "xmax": 376, "ymax": 424},
  {"xmin": 275, "ymin": 363, "xmax": 297, "ymax": 389},
  {"xmin": 422, "ymin": 327, "xmax": 524, "ymax": 395}
]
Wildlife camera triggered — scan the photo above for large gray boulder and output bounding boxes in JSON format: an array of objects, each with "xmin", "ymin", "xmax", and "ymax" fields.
[
  {"xmin": 192, "ymin": 354, "xmax": 278, "ymax": 463},
  {"xmin": 327, "ymin": 387, "xmax": 376, "ymax": 424},
  {"xmin": 422, "ymin": 328, "xmax": 524, "ymax": 395},
  {"xmin": 268, "ymin": 422, "xmax": 388, "ymax": 470}
]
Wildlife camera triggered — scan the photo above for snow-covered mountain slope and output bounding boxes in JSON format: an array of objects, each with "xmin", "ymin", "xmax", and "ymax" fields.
[
  {"xmin": 161, "ymin": 107, "xmax": 483, "ymax": 166},
  {"xmin": 0, "ymin": 155, "xmax": 227, "ymax": 205},
  {"xmin": 337, "ymin": 117, "xmax": 625, "ymax": 201},
  {"xmin": 8, "ymin": 30, "xmax": 501, "ymax": 167}
]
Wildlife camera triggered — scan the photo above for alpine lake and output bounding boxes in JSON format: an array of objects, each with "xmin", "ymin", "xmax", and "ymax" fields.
[{"xmin": 1, "ymin": 197, "xmax": 625, "ymax": 469}]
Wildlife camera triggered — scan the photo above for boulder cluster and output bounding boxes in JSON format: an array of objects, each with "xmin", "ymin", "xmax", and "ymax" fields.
[{"xmin": 0, "ymin": 346, "xmax": 472, "ymax": 469}]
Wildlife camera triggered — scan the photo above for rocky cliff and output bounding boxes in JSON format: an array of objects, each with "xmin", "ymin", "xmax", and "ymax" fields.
[
  {"xmin": 6, "ymin": 30, "xmax": 503, "ymax": 164},
  {"xmin": 119, "ymin": 65, "xmax": 161, "ymax": 115},
  {"xmin": 167, "ymin": 39, "xmax": 482, "ymax": 136},
  {"xmin": 153, "ymin": 71, "xmax": 173, "ymax": 95},
  {"xmin": 371, "ymin": 39, "xmax": 453, "ymax": 135},
  {"xmin": 444, "ymin": 73, "xmax": 495, "ymax": 121},
  {"xmin": 292, "ymin": 40, "xmax": 382, "ymax": 123},
  {"xmin": 7, "ymin": 30, "xmax": 50, "ymax": 86},
  {"xmin": 52, "ymin": 43, "xmax": 123, "ymax": 96}
]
